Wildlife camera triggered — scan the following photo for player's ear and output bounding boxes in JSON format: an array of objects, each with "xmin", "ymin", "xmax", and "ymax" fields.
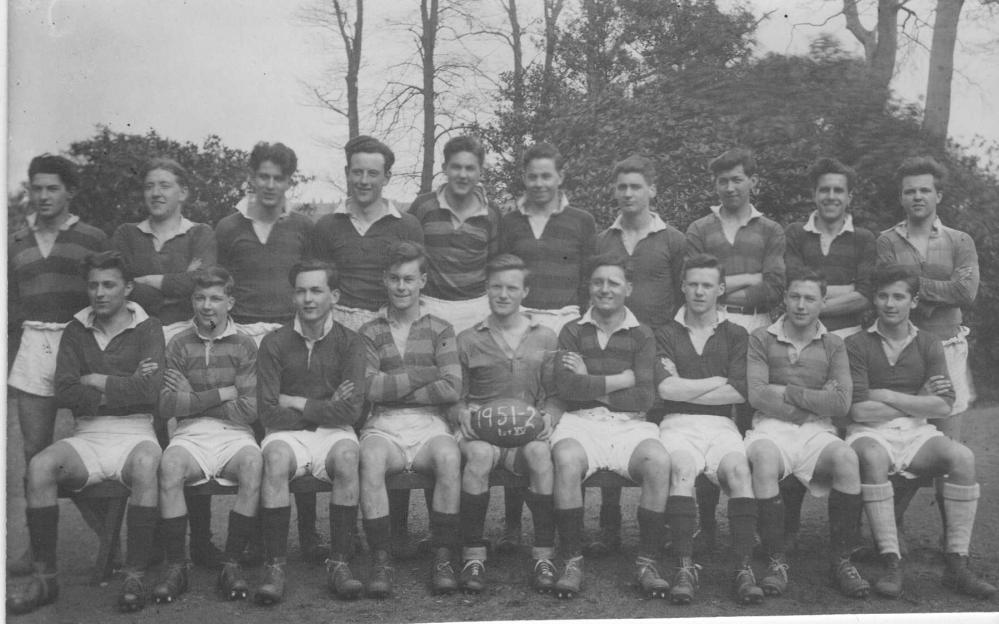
[
  {"xmin": 226, "ymin": 295, "xmax": 235, "ymax": 312},
  {"xmin": 330, "ymin": 288, "xmax": 341, "ymax": 305}
]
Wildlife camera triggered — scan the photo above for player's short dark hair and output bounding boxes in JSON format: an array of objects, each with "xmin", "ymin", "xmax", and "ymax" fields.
[
  {"xmin": 522, "ymin": 142, "xmax": 564, "ymax": 171},
  {"xmin": 587, "ymin": 252, "xmax": 633, "ymax": 282},
  {"xmin": 28, "ymin": 154, "xmax": 79, "ymax": 190},
  {"xmin": 193, "ymin": 266, "xmax": 235, "ymax": 296},
  {"xmin": 786, "ymin": 266, "xmax": 827, "ymax": 297},
  {"xmin": 486, "ymin": 253, "xmax": 530, "ymax": 285},
  {"xmin": 143, "ymin": 157, "xmax": 191, "ymax": 189},
  {"xmin": 895, "ymin": 156, "xmax": 947, "ymax": 192},
  {"xmin": 807, "ymin": 157, "xmax": 856, "ymax": 193},
  {"xmin": 709, "ymin": 148, "xmax": 757, "ymax": 178},
  {"xmin": 289, "ymin": 259, "xmax": 339, "ymax": 290},
  {"xmin": 249, "ymin": 142, "xmax": 298, "ymax": 177},
  {"xmin": 443, "ymin": 135, "xmax": 485, "ymax": 166},
  {"xmin": 612, "ymin": 155, "xmax": 657, "ymax": 186},
  {"xmin": 82, "ymin": 251, "xmax": 132, "ymax": 282},
  {"xmin": 345, "ymin": 135, "xmax": 395, "ymax": 174},
  {"xmin": 384, "ymin": 241, "xmax": 427, "ymax": 273},
  {"xmin": 871, "ymin": 264, "xmax": 920, "ymax": 298},
  {"xmin": 681, "ymin": 253, "xmax": 725, "ymax": 283}
]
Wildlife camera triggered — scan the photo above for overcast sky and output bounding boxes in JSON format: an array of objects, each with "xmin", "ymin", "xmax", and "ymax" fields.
[{"xmin": 6, "ymin": 0, "xmax": 998, "ymax": 203}]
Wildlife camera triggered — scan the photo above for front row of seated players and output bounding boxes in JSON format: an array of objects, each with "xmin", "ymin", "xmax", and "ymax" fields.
[{"xmin": 10, "ymin": 248, "xmax": 996, "ymax": 615}]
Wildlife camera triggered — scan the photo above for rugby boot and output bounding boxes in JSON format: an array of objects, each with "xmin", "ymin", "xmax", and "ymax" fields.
[
  {"xmin": 367, "ymin": 549, "xmax": 394, "ymax": 598},
  {"xmin": 554, "ymin": 556, "xmax": 584, "ymax": 599},
  {"xmin": 669, "ymin": 559, "xmax": 700, "ymax": 605},
  {"xmin": 218, "ymin": 561, "xmax": 250, "ymax": 601},
  {"xmin": 325, "ymin": 556, "xmax": 363, "ymax": 600},
  {"xmin": 152, "ymin": 562, "xmax": 189, "ymax": 604},
  {"xmin": 733, "ymin": 564, "xmax": 764, "ymax": 605},
  {"xmin": 459, "ymin": 559, "xmax": 486, "ymax": 594},
  {"xmin": 431, "ymin": 547, "xmax": 459, "ymax": 595},
  {"xmin": 634, "ymin": 556, "xmax": 669, "ymax": 599},
  {"xmin": 6, "ymin": 567, "xmax": 58, "ymax": 615},
  {"xmin": 254, "ymin": 559, "xmax": 287, "ymax": 605},
  {"xmin": 760, "ymin": 554, "xmax": 789, "ymax": 596},
  {"xmin": 873, "ymin": 553, "xmax": 903, "ymax": 599},
  {"xmin": 831, "ymin": 557, "xmax": 870, "ymax": 599},
  {"xmin": 118, "ymin": 569, "xmax": 148, "ymax": 612},
  {"xmin": 942, "ymin": 554, "xmax": 997, "ymax": 599},
  {"xmin": 531, "ymin": 558, "xmax": 557, "ymax": 594}
]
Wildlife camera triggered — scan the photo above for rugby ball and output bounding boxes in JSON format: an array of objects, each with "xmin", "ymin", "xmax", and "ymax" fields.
[{"xmin": 471, "ymin": 398, "xmax": 544, "ymax": 448}]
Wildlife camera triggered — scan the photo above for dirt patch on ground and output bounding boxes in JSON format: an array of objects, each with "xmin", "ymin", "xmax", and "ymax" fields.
[{"xmin": 6, "ymin": 402, "xmax": 998, "ymax": 623}]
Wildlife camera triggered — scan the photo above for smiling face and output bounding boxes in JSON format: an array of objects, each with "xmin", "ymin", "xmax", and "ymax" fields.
[
  {"xmin": 87, "ymin": 267, "xmax": 132, "ymax": 320},
  {"xmin": 487, "ymin": 268, "xmax": 529, "ymax": 319},
  {"xmin": 444, "ymin": 151, "xmax": 482, "ymax": 200},
  {"xmin": 900, "ymin": 173, "xmax": 941, "ymax": 224},
  {"xmin": 874, "ymin": 280, "xmax": 917, "ymax": 329},
  {"xmin": 192, "ymin": 284, "xmax": 234, "ymax": 332},
  {"xmin": 784, "ymin": 279, "xmax": 825, "ymax": 330},
  {"xmin": 614, "ymin": 172, "xmax": 655, "ymax": 217},
  {"xmin": 347, "ymin": 152, "xmax": 391, "ymax": 209},
  {"xmin": 714, "ymin": 164, "xmax": 756, "ymax": 212},
  {"xmin": 250, "ymin": 160, "xmax": 292, "ymax": 210},
  {"xmin": 293, "ymin": 269, "xmax": 338, "ymax": 324},
  {"xmin": 384, "ymin": 259, "xmax": 426, "ymax": 313},
  {"xmin": 144, "ymin": 168, "xmax": 188, "ymax": 221},
  {"xmin": 813, "ymin": 173, "xmax": 851, "ymax": 224},
  {"xmin": 682, "ymin": 266, "xmax": 725, "ymax": 315},
  {"xmin": 522, "ymin": 157, "xmax": 563, "ymax": 208},
  {"xmin": 29, "ymin": 173, "xmax": 74, "ymax": 223},
  {"xmin": 588, "ymin": 264, "xmax": 632, "ymax": 316}
]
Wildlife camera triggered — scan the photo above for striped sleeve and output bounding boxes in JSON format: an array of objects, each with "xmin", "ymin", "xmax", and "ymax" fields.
[
  {"xmin": 362, "ymin": 321, "xmax": 446, "ymax": 402},
  {"xmin": 406, "ymin": 318, "xmax": 461, "ymax": 405}
]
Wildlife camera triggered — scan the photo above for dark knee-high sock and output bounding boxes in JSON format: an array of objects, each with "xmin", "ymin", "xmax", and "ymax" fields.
[
  {"xmin": 525, "ymin": 491, "xmax": 556, "ymax": 556},
  {"xmin": 261, "ymin": 506, "xmax": 291, "ymax": 562},
  {"xmin": 224, "ymin": 511, "xmax": 256, "ymax": 562},
  {"xmin": 728, "ymin": 498, "xmax": 758, "ymax": 565},
  {"xmin": 430, "ymin": 511, "xmax": 460, "ymax": 552},
  {"xmin": 504, "ymin": 486, "xmax": 526, "ymax": 528},
  {"xmin": 757, "ymin": 495, "xmax": 785, "ymax": 557},
  {"xmin": 637, "ymin": 507, "xmax": 667, "ymax": 560},
  {"xmin": 363, "ymin": 516, "xmax": 392, "ymax": 554},
  {"xmin": 555, "ymin": 507, "xmax": 584, "ymax": 559},
  {"xmin": 665, "ymin": 496, "xmax": 697, "ymax": 559},
  {"xmin": 295, "ymin": 492, "xmax": 317, "ymax": 540},
  {"xmin": 27, "ymin": 506, "xmax": 59, "ymax": 572},
  {"xmin": 460, "ymin": 492, "xmax": 490, "ymax": 559},
  {"xmin": 780, "ymin": 477, "xmax": 806, "ymax": 536},
  {"xmin": 186, "ymin": 493, "xmax": 213, "ymax": 547},
  {"xmin": 329, "ymin": 504, "xmax": 358, "ymax": 559},
  {"xmin": 695, "ymin": 475, "xmax": 720, "ymax": 532},
  {"xmin": 599, "ymin": 487, "xmax": 622, "ymax": 534},
  {"xmin": 388, "ymin": 489, "xmax": 411, "ymax": 539},
  {"xmin": 828, "ymin": 489, "xmax": 863, "ymax": 560},
  {"xmin": 124, "ymin": 505, "xmax": 159, "ymax": 570},
  {"xmin": 160, "ymin": 515, "xmax": 188, "ymax": 564}
]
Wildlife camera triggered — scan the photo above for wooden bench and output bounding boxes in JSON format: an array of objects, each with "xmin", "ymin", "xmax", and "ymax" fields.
[{"xmin": 59, "ymin": 471, "xmax": 634, "ymax": 583}]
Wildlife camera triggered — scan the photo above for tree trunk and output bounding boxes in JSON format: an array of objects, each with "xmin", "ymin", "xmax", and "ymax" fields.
[
  {"xmin": 539, "ymin": 0, "xmax": 565, "ymax": 127},
  {"xmin": 335, "ymin": 0, "xmax": 364, "ymax": 139},
  {"xmin": 419, "ymin": 0, "xmax": 439, "ymax": 194},
  {"xmin": 842, "ymin": 0, "xmax": 899, "ymax": 97},
  {"xmin": 504, "ymin": 0, "xmax": 525, "ymax": 116},
  {"xmin": 923, "ymin": 0, "xmax": 964, "ymax": 146}
]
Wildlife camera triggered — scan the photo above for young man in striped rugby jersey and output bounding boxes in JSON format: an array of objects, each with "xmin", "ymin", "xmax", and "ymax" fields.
[
  {"xmin": 548, "ymin": 253, "xmax": 670, "ymax": 600},
  {"xmin": 151, "ymin": 267, "xmax": 261, "ymax": 604},
  {"xmin": 745, "ymin": 268, "xmax": 868, "ymax": 599},
  {"xmin": 358, "ymin": 242, "xmax": 463, "ymax": 597}
]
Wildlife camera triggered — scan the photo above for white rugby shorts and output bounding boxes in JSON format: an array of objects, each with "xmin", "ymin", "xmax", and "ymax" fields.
[
  {"xmin": 8, "ymin": 321, "xmax": 68, "ymax": 397},
  {"xmin": 261, "ymin": 427, "xmax": 358, "ymax": 483},
  {"xmin": 744, "ymin": 416, "xmax": 843, "ymax": 497},
  {"xmin": 62, "ymin": 415, "xmax": 158, "ymax": 491},
  {"xmin": 659, "ymin": 413, "xmax": 745, "ymax": 486},
  {"xmin": 168, "ymin": 417, "xmax": 260, "ymax": 485},
  {"xmin": 846, "ymin": 418, "xmax": 943, "ymax": 479},
  {"xmin": 549, "ymin": 407, "xmax": 659, "ymax": 480},
  {"xmin": 361, "ymin": 406, "xmax": 453, "ymax": 472},
  {"xmin": 420, "ymin": 294, "xmax": 490, "ymax": 335},
  {"xmin": 521, "ymin": 305, "xmax": 581, "ymax": 336}
]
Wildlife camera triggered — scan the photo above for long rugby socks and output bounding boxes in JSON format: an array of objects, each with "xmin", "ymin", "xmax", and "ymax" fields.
[
  {"xmin": 460, "ymin": 492, "xmax": 490, "ymax": 561},
  {"xmin": 295, "ymin": 492, "xmax": 318, "ymax": 542},
  {"xmin": 942, "ymin": 482, "xmax": 980, "ymax": 555},
  {"xmin": 555, "ymin": 507, "xmax": 584, "ymax": 560},
  {"xmin": 828, "ymin": 490, "xmax": 863, "ymax": 560},
  {"xmin": 695, "ymin": 476, "xmax": 720, "ymax": 534},
  {"xmin": 780, "ymin": 477, "xmax": 807, "ymax": 537},
  {"xmin": 364, "ymin": 516, "xmax": 392, "ymax": 554},
  {"xmin": 525, "ymin": 490, "xmax": 556, "ymax": 559},
  {"xmin": 329, "ymin": 504, "xmax": 358, "ymax": 559},
  {"xmin": 160, "ymin": 515, "xmax": 188, "ymax": 564},
  {"xmin": 431, "ymin": 511, "xmax": 461, "ymax": 551},
  {"xmin": 124, "ymin": 505, "xmax": 159, "ymax": 570},
  {"xmin": 186, "ymin": 493, "xmax": 213, "ymax": 548},
  {"xmin": 861, "ymin": 483, "xmax": 899, "ymax": 556},
  {"xmin": 504, "ymin": 486, "xmax": 526, "ymax": 529},
  {"xmin": 665, "ymin": 496, "xmax": 697, "ymax": 558},
  {"xmin": 26, "ymin": 506, "xmax": 59, "ymax": 572},
  {"xmin": 757, "ymin": 495, "xmax": 785, "ymax": 557},
  {"xmin": 224, "ymin": 511, "xmax": 256, "ymax": 562},
  {"xmin": 261, "ymin": 506, "xmax": 291, "ymax": 562},
  {"xmin": 727, "ymin": 497, "xmax": 758, "ymax": 563},
  {"xmin": 637, "ymin": 506, "xmax": 667, "ymax": 560}
]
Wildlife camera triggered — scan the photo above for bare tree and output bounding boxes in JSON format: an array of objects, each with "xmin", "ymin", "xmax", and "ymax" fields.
[
  {"xmin": 301, "ymin": 0, "xmax": 364, "ymax": 139},
  {"xmin": 419, "ymin": 0, "xmax": 440, "ymax": 193},
  {"xmin": 923, "ymin": 0, "xmax": 965, "ymax": 145},
  {"xmin": 540, "ymin": 0, "xmax": 566, "ymax": 117},
  {"xmin": 842, "ymin": 0, "xmax": 903, "ymax": 93}
]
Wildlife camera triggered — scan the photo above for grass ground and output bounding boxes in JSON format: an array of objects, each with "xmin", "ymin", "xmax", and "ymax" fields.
[{"xmin": 5, "ymin": 401, "xmax": 999, "ymax": 623}]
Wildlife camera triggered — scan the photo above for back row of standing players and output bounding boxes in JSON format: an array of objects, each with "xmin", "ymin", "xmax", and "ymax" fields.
[{"xmin": 7, "ymin": 137, "xmax": 992, "ymax": 613}]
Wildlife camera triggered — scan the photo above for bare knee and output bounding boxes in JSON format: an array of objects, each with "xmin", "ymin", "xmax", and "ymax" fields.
[
  {"xmin": 462, "ymin": 441, "xmax": 494, "ymax": 477},
  {"xmin": 330, "ymin": 444, "xmax": 359, "ymax": 481},
  {"xmin": 946, "ymin": 443, "xmax": 976, "ymax": 482},
  {"xmin": 523, "ymin": 440, "xmax": 553, "ymax": 473},
  {"xmin": 129, "ymin": 444, "xmax": 162, "ymax": 482},
  {"xmin": 263, "ymin": 446, "xmax": 292, "ymax": 482},
  {"xmin": 433, "ymin": 441, "xmax": 461, "ymax": 479},
  {"xmin": 747, "ymin": 443, "xmax": 780, "ymax": 483},
  {"xmin": 238, "ymin": 451, "xmax": 264, "ymax": 487},
  {"xmin": 158, "ymin": 449, "xmax": 189, "ymax": 489},
  {"xmin": 719, "ymin": 456, "xmax": 752, "ymax": 489}
]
